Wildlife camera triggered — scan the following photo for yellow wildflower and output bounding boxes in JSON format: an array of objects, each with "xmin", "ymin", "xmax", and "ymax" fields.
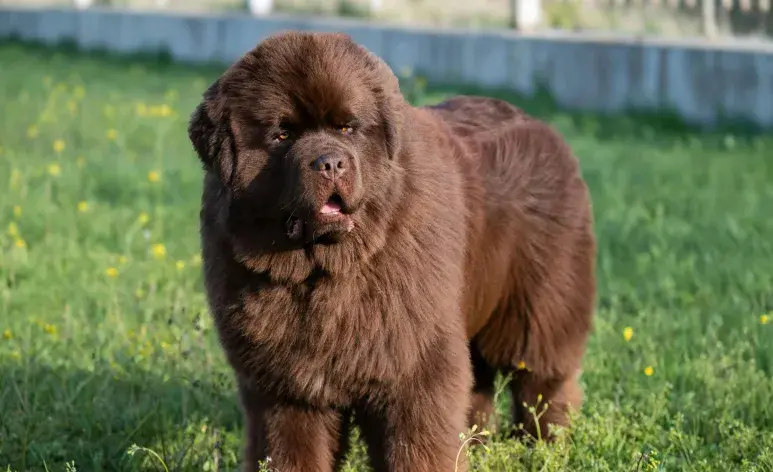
[
  {"xmin": 623, "ymin": 327, "xmax": 633, "ymax": 342},
  {"xmin": 13, "ymin": 206, "xmax": 22, "ymax": 218},
  {"xmin": 175, "ymin": 260, "xmax": 186, "ymax": 271},
  {"xmin": 43, "ymin": 323, "xmax": 57, "ymax": 336},
  {"xmin": 77, "ymin": 201, "xmax": 89, "ymax": 213},
  {"xmin": 105, "ymin": 267, "xmax": 119, "ymax": 278},
  {"xmin": 643, "ymin": 366, "xmax": 654, "ymax": 377},
  {"xmin": 10, "ymin": 169, "xmax": 21, "ymax": 189},
  {"xmin": 138, "ymin": 212, "xmax": 150, "ymax": 225},
  {"xmin": 76, "ymin": 156, "xmax": 86, "ymax": 168},
  {"xmin": 135, "ymin": 288, "xmax": 145, "ymax": 299},
  {"xmin": 2, "ymin": 329, "xmax": 11, "ymax": 340},
  {"xmin": 138, "ymin": 342, "xmax": 153, "ymax": 357},
  {"xmin": 10, "ymin": 350, "xmax": 21, "ymax": 361},
  {"xmin": 761, "ymin": 314, "xmax": 770, "ymax": 325},
  {"xmin": 118, "ymin": 256, "xmax": 128, "ymax": 265},
  {"xmin": 7, "ymin": 222, "xmax": 19, "ymax": 237},
  {"xmin": 148, "ymin": 104, "xmax": 173, "ymax": 117},
  {"xmin": 47, "ymin": 163, "xmax": 62, "ymax": 176},
  {"xmin": 516, "ymin": 360, "xmax": 527, "ymax": 370},
  {"xmin": 53, "ymin": 139, "xmax": 65, "ymax": 153},
  {"xmin": 27, "ymin": 125, "xmax": 39, "ymax": 138},
  {"xmin": 15, "ymin": 239, "xmax": 26, "ymax": 249},
  {"xmin": 147, "ymin": 170, "xmax": 161, "ymax": 183},
  {"xmin": 106, "ymin": 129, "xmax": 118, "ymax": 141},
  {"xmin": 151, "ymin": 243, "xmax": 167, "ymax": 259}
]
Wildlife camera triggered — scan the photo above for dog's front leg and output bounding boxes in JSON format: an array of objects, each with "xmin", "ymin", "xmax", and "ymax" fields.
[
  {"xmin": 355, "ymin": 340, "xmax": 473, "ymax": 472},
  {"xmin": 238, "ymin": 383, "xmax": 351, "ymax": 472}
]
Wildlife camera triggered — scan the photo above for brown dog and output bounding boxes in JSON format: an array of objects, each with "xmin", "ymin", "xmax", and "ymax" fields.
[{"xmin": 187, "ymin": 31, "xmax": 595, "ymax": 472}]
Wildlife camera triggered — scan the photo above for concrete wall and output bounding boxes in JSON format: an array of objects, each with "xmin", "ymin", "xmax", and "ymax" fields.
[{"xmin": 2, "ymin": 6, "xmax": 773, "ymax": 128}]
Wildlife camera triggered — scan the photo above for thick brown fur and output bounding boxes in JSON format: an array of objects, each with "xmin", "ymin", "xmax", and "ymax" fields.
[{"xmin": 188, "ymin": 31, "xmax": 596, "ymax": 472}]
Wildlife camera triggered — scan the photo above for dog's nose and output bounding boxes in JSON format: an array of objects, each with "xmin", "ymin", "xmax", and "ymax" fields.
[{"xmin": 310, "ymin": 155, "xmax": 346, "ymax": 180}]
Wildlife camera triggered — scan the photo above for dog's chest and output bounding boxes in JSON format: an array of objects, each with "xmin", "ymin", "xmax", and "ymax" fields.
[{"xmin": 235, "ymin": 273, "xmax": 425, "ymax": 405}]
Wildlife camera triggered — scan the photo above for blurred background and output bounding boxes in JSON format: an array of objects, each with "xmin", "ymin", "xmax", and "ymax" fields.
[{"xmin": 2, "ymin": 0, "xmax": 773, "ymax": 39}]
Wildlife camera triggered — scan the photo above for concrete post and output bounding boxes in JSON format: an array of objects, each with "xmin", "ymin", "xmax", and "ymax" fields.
[
  {"xmin": 510, "ymin": 0, "xmax": 543, "ymax": 30},
  {"xmin": 702, "ymin": 0, "xmax": 717, "ymax": 37},
  {"xmin": 247, "ymin": 0, "xmax": 274, "ymax": 15}
]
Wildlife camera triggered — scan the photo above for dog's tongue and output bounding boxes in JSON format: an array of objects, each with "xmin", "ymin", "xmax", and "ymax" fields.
[{"xmin": 320, "ymin": 200, "xmax": 341, "ymax": 215}]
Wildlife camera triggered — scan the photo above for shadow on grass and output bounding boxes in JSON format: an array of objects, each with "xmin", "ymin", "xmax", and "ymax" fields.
[{"xmin": 0, "ymin": 362, "xmax": 242, "ymax": 472}]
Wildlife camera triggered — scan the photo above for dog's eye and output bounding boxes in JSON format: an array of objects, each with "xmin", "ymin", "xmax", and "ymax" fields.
[
  {"xmin": 275, "ymin": 130, "xmax": 290, "ymax": 142},
  {"xmin": 338, "ymin": 125, "xmax": 354, "ymax": 135}
]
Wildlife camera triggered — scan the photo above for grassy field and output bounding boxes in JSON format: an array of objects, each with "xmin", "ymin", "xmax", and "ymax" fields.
[{"xmin": 0, "ymin": 43, "xmax": 772, "ymax": 472}]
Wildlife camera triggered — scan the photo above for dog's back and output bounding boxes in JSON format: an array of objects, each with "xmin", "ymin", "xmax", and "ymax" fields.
[{"xmin": 428, "ymin": 94, "xmax": 596, "ymax": 437}]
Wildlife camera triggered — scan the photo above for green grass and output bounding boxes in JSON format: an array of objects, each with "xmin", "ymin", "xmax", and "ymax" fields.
[{"xmin": 1, "ymin": 42, "xmax": 772, "ymax": 472}]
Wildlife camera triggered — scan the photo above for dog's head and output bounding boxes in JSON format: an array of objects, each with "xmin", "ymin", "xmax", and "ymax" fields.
[{"xmin": 188, "ymin": 32, "xmax": 405, "ymax": 248}]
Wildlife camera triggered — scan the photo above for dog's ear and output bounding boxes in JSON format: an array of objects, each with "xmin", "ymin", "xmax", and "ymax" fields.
[
  {"xmin": 381, "ymin": 92, "xmax": 402, "ymax": 161},
  {"xmin": 368, "ymin": 53, "xmax": 404, "ymax": 161},
  {"xmin": 188, "ymin": 79, "xmax": 235, "ymax": 184}
]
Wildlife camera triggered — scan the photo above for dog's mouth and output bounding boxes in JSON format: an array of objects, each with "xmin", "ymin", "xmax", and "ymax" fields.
[
  {"xmin": 285, "ymin": 193, "xmax": 354, "ymax": 242},
  {"xmin": 319, "ymin": 193, "xmax": 344, "ymax": 217}
]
